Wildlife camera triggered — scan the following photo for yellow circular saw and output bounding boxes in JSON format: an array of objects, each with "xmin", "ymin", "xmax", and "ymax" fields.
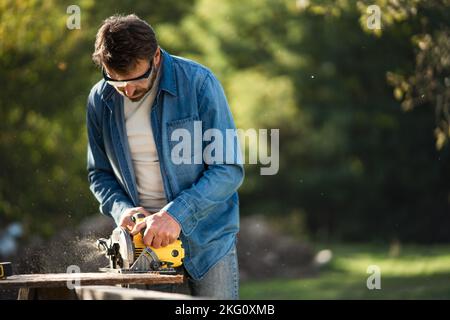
[{"xmin": 97, "ymin": 213, "xmax": 184, "ymax": 274}]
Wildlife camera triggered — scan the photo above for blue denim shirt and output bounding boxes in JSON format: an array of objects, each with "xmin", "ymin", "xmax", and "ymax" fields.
[{"xmin": 86, "ymin": 49, "xmax": 244, "ymax": 280}]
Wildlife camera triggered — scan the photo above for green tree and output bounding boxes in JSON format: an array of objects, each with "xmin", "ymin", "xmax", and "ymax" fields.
[
  {"xmin": 0, "ymin": 0, "xmax": 194, "ymax": 238},
  {"xmin": 159, "ymin": 0, "xmax": 450, "ymax": 242}
]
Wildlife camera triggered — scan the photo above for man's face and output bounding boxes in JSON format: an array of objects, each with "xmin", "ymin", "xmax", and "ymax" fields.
[{"xmin": 103, "ymin": 48, "xmax": 161, "ymax": 102}]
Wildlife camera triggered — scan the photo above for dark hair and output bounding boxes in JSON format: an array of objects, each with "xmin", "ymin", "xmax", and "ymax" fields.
[{"xmin": 92, "ymin": 14, "xmax": 158, "ymax": 74}]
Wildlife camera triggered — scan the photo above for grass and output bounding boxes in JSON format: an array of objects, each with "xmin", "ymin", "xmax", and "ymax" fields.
[{"xmin": 240, "ymin": 243, "xmax": 450, "ymax": 299}]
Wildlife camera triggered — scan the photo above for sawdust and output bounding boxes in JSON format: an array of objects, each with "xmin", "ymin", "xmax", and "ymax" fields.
[
  {"xmin": 12, "ymin": 215, "xmax": 114, "ymax": 275},
  {"xmin": 0, "ymin": 221, "xmax": 111, "ymax": 299},
  {"xmin": 15, "ymin": 235, "xmax": 107, "ymax": 274}
]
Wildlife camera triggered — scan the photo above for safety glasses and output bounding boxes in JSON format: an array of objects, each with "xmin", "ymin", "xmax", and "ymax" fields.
[{"xmin": 102, "ymin": 61, "xmax": 154, "ymax": 88}]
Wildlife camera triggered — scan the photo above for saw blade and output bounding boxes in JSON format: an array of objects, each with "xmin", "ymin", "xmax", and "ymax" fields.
[{"xmin": 110, "ymin": 226, "xmax": 134, "ymax": 269}]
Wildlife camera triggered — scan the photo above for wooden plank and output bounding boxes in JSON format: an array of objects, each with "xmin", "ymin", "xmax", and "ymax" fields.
[
  {"xmin": 0, "ymin": 272, "xmax": 184, "ymax": 289},
  {"xmin": 75, "ymin": 285, "xmax": 201, "ymax": 300}
]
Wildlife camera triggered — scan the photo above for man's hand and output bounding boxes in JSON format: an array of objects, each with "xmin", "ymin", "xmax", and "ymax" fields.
[
  {"xmin": 119, "ymin": 207, "xmax": 151, "ymax": 232},
  {"xmin": 131, "ymin": 210, "xmax": 181, "ymax": 248}
]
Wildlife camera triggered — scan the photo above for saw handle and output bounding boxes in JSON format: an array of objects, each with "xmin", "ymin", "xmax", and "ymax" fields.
[
  {"xmin": 131, "ymin": 213, "xmax": 146, "ymax": 223},
  {"xmin": 131, "ymin": 213, "xmax": 145, "ymax": 223},
  {"xmin": 131, "ymin": 213, "xmax": 147, "ymax": 237},
  {"xmin": 130, "ymin": 212, "xmax": 185, "ymax": 268}
]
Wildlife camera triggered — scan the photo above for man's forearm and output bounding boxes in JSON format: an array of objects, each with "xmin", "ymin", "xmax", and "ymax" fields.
[{"xmin": 88, "ymin": 169, "xmax": 135, "ymax": 225}]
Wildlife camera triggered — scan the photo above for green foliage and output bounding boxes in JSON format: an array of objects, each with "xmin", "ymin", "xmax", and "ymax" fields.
[
  {"xmin": 0, "ymin": 0, "xmax": 449, "ymax": 242},
  {"xmin": 159, "ymin": 0, "xmax": 450, "ymax": 242},
  {"xmin": 0, "ymin": 0, "xmax": 194, "ymax": 238}
]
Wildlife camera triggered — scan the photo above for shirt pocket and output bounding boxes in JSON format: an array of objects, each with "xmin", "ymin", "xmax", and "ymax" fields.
[{"xmin": 167, "ymin": 115, "xmax": 205, "ymax": 187}]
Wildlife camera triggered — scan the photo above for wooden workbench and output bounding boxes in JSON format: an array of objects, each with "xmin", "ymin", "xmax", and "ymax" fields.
[{"xmin": 0, "ymin": 272, "xmax": 184, "ymax": 299}]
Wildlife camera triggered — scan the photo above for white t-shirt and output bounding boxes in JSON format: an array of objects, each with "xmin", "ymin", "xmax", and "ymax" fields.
[{"xmin": 123, "ymin": 67, "xmax": 166, "ymax": 213}]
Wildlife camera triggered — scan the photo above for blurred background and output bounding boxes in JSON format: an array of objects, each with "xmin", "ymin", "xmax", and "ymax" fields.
[{"xmin": 1, "ymin": 0, "xmax": 450, "ymax": 299}]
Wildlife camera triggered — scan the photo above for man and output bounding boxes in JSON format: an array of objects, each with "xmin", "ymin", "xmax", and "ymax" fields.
[{"xmin": 86, "ymin": 14, "xmax": 244, "ymax": 299}]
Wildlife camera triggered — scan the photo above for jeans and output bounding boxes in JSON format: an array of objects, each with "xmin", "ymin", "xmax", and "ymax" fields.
[{"xmin": 143, "ymin": 245, "xmax": 239, "ymax": 299}]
